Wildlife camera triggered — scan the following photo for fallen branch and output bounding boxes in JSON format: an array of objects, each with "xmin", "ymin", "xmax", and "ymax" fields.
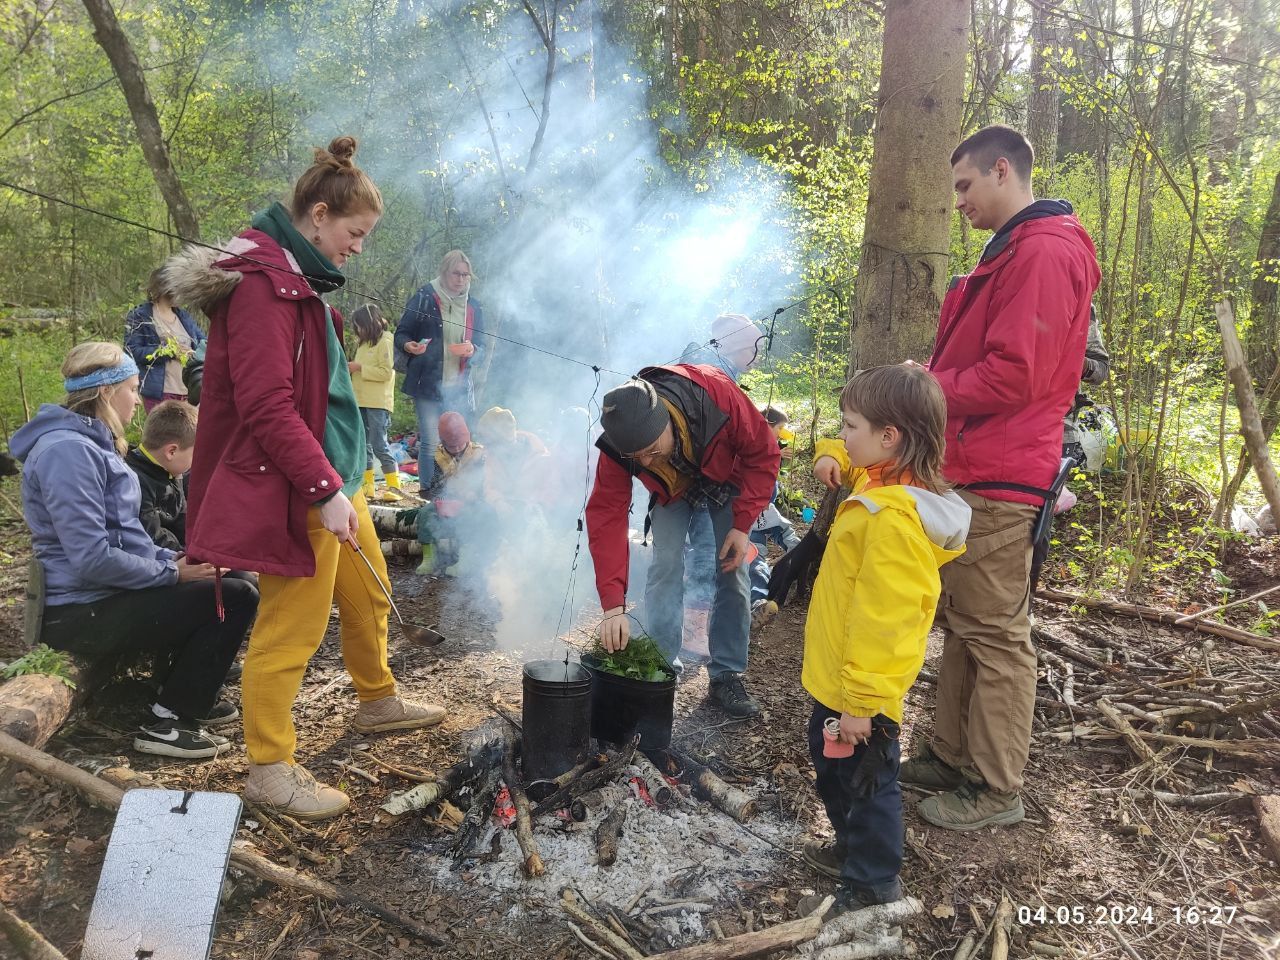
[
  {"xmin": 1135, "ymin": 730, "xmax": 1280, "ymax": 759},
  {"xmin": 812, "ymin": 935, "xmax": 905, "ymax": 960},
  {"xmin": 1215, "ymin": 300, "xmax": 1280, "ymax": 526},
  {"xmin": 569, "ymin": 920, "xmax": 621, "ymax": 960},
  {"xmin": 1095, "ymin": 700, "xmax": 1157, "ymax": 763},
  {"xmin": 366, "ymin": 753, "xmax": 434, "ymax": 782},
  {"xmin": 672, "ymin": 750, "xmax": 757, "ymax": 823},
  {"xmin": 502, "ymin": 750, "xmax": 544, "ymax": 877},
  {"xmin": 0, "ymin": 901, "xmax": 69, "ymax": 960},
  {"xmin": 1093, "ymin": 787, "xmax": 1250, "ymax": 808},
  {"xmin": 596, "ymin": 801, "xmax": 628, "ymax": 867},
  {"xmin": 0, "ymin": 731, "xmax": 444, "ymax": 946},
  {"xmin": 531, "ymin": 735, "xmax": 640, "ymax": 818},
  {"xmin": 1174, "ymin": 583, "xmax": 1280, "ymax": 624},
  {"xmin": 650, "ymin": 896, "xmax": 832, "ymax": 960},
  {"xmin": 801, "ymin": 898, "xmax": 922, "ymax": 954},
  {"xmin": 562, "ymin": 895, "xmax": 645, "ymax": 960},
  {"xmin": 1036, "ymin": 588, "xmax": 1280, "ymax": 653},
  {"xmin": 1253, "ymin": 796, "xmax": 1280, "ymax": 864},
  {"xmin": 990, "ymin": 894, "xmax": 1013, "ymax": 960}
]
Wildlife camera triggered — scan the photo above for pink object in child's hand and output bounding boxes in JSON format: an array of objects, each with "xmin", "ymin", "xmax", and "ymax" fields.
[{"xmin": 822, "ymin": 717, "xmax": 854, "ymax": 758}]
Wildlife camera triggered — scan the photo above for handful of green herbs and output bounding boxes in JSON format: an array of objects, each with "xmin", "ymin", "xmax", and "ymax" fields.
[{"xmin": 589, "ymin": 633, "xmax": 674, "ymax": 683}]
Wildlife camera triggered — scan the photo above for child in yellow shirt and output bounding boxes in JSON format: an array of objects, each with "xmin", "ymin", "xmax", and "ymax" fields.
[
  {"xmin": 801, "ymin": 364, "xmax": 969, "ymax": 910},
  {"xmin": 348, "ymin": 304, "xmax": 403, "ymax": 501}
]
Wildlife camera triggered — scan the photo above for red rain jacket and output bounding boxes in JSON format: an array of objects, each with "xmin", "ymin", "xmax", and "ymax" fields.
[
  {"xmin": 587, "ymin": 364, "xmax": 780, "ymax": 610},
  {"xmin": 179, "ymin": 230, "xmax": 346, "ymax": 577},
  {"xmin": 927, "ymin": 213, "xmax": 1100, "ymax": 506}
]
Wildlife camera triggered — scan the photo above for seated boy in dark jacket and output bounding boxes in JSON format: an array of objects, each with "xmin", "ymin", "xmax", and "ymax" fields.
[{"xmin": 126, "ymin": 400, "xmax": 196, "ymax": 551}]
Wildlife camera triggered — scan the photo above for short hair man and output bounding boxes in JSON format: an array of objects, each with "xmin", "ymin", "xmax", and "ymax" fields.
[
  {"xmin": 586, "ymin": 365, "xmax": 781, "ymax": 718},
  {"xmin": 901, "ymin": 126, "xmax": 1101, "ymax": 829}
]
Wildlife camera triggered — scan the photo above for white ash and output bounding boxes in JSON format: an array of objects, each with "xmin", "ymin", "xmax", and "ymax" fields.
[{"xmin": 426, "ymin": 775, "xmax": 799, "ymax": 934}]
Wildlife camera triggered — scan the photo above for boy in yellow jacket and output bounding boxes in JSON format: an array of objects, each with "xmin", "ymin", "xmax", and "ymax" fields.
[{"xmin": 801, "ymin": 364, "xmax": 969, "ymax": 910}]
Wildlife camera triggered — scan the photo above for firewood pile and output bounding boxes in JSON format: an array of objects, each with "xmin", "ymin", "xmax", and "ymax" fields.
[{"xmin": 1027, "ymin": 623, "xmax": 1280, "ymax": 774}]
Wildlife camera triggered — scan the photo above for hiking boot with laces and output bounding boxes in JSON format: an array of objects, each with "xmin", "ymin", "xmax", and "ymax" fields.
[
  {"xmin": 245, "ymin": 762, "xmax": 350, "ymax": 820},
  {"xmin": 797, "ymin": 877, "xmax": 904, "ymax": 918},
  {"xmin": 802, "ymin": 838, "xmax": 845, "ymax": 879},
  {"xmin": 917, "ymin": 780, "xmax": 1024, "ymax": 831},
  {"xmin": 133, "ymin": 719, "xmax": 231, "ymax": 760},
  {"xmin": 897, "ymin": 744, "xmax": 964, "ymax": 790},
  {"xmin": 708, "ymin": 673, "xmax": 761, "ymax": 719},
  {"xmin": 352, "ymin": 695, "xmax": 447, "ymax": 733}
]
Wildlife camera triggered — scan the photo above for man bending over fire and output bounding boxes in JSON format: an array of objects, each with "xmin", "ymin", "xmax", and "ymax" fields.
[{"xmin": 586, "ymin": 366, "xmax": 780, "ymax": 719}]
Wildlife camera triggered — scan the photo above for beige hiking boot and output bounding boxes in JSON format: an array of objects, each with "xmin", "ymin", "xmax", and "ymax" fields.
[
  {"xmin": 897, "ymin": 745, "xmax": 965, "ymax": 790},
  {"xmin": 352, "ymin": 695, "xmax": 446, "ymax": 733},
  {"xmin": 245, "ymin": 762, "xmax": 350, "ymax": 821},
  {"xmin": 917, "ymin": 781, "xmax": 1025, "ymax": 831}
]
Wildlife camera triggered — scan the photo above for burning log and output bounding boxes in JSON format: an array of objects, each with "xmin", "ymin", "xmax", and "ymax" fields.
[
  {"xmin": 501, "ymin": 748, "xmax": 544, "ymax": 877},
  {"xmin": 632, "ymin": 752, "xmax": 674, "ymax": 806},
  {"xmin": 452, "ymin": 766, "xmax": 503, "ymax": 864},
  {"xmin": 595, "ymin": 801, "xmax": 628, "ymax": 867},
  {"xmin": 530, "ymin": 735, "xmax": 640, "ymax": 818},
  {"xmin": 380, "ymin": 718, "xmax": 505, "ymax": 819},
  {"xmin": 670, "ymin": 750, "xmax": 757, "ymax": 823}
]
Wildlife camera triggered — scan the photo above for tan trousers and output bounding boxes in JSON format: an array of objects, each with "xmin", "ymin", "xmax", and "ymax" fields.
[
  {"xmin": 930, "ymin": 490, "xmax": 1039, "ymax": 795},
  {"xmin": 242, "ymin": 492, "xmax": 396, "ymax": 765}
]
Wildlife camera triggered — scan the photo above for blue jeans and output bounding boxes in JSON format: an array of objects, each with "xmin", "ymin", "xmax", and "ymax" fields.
[
  {"xmin": 684, "ymin": 506, "xmax": 718, "ymax": 606},
  {"xmin": 807, "ymin": 701, "xmax": 903, "ymax": 898},
  {"xmin": 360, "ymin": 408, "xmax": 397, "ymax": 474},
  {"xmin": 412, "ymin": 385, "xmax": 472, "ymax": 487},
  {"xmin": 643, "ymin": 496, "xmax": 750, "ymax": 678}
]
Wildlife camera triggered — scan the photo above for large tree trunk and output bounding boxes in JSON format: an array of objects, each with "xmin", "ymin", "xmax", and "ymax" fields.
[
  {"xmin": 1247, "ymin": 171, "xmax": 1280, "ymax": 379},
  {"xmin": 847, "ymin": 0, "xmax": 969, "ymax": 370},
  {"xmin": 1026, "ymin": 0, "xmax": 1060, "ymax": 192},
  {"xmin": 80, "ymin": 0, "xmax": 200, "ymax": 241}
]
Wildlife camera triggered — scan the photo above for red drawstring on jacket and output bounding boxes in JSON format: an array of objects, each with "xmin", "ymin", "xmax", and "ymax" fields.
[{"xmin": 214, "ymin": 567, "xmax": 225, "ymax": 622}]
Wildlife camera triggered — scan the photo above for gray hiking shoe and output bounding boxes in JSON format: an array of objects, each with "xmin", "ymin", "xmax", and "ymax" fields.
[
  {"xmin": 917, "ymin": 781, "xmax": 1025, "ymax": 831},
  {"xmin": 897, "ymin": 745, "xmax": 964, "ymax": 790}
]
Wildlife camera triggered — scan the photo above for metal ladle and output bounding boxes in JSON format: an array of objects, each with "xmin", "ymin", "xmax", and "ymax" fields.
[{"xmin": 348, "ymin": 542, "xmax": 446, "ymax": 646}]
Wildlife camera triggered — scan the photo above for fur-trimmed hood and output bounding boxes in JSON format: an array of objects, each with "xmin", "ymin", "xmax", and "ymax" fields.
[
  {"xmin": 160, "ymin": 241, "xmax": 243, "ymax": 316},
  {"xmin": 161, "ymin": 231, "xmax": 314, "ymax": 317}
]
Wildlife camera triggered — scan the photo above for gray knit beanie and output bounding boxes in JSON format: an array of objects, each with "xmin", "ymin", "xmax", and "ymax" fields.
[{"xmin": 601, "ymin": 378, "xmax": 670, "ymax": 454}]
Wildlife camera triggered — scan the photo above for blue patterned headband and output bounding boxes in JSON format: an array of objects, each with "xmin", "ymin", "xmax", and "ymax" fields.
[{"xmin": 64, "ymin": 355, "xmax": 139, "ymax": 393}]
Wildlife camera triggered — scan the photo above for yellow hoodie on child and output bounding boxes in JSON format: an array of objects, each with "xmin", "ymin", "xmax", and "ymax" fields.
[{"xmin": 801, "ymin": 438, "xmax": 970, "ymax": 723}]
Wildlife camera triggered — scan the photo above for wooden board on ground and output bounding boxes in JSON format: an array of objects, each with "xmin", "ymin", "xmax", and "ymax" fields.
[{"xmin": 82, "ymin": 789, "xmax": 242, "ymax": 960}]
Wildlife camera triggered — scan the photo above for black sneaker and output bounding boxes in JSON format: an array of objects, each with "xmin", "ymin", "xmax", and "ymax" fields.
[
  {"xmin": 708, "ymin": 673, "xmax": 761, "ymax": 719},
  {"xmin": 224, "ymin": 660, "xmax": 243, "ymax": 683},
  {"xmin": 134, "ymin": 720, "xmax": 231, "ymax": 760},
  {"xmin": 196, "ymin": 700, "xmax": 239, "ymax": 727}
]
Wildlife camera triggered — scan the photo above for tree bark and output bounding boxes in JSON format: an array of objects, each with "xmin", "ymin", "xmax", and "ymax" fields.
[
  {"xmin": 1026, "ymin": 0, "xmax": 1060, "ymax": 191},
  {"xmin": 1216, "ymin": 300, "xmax": 1280, "ymax": 525},
  {"xmin": 0, "ymin": 902, "xmax": 69, "ymax": 960},
  {"xmin": 80, "ymin": 0, "xmax": 200, "ymax": 241},
  {"xmin": 1247, "ymin": 171, "xmax": 1280, "ymax": 379},
  {"xmin": 848, "ymin": 0, "xmax": 969, "ymax": 369}
]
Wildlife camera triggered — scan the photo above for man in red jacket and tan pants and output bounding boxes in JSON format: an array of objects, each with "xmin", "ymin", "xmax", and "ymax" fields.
[
  {"xmin": 587, "ymin": 365, "xmax": 780, "ymax": 719},
  {"xmin": 901, "ymin": 126, "xmax": 1101, "ymax": 830}
]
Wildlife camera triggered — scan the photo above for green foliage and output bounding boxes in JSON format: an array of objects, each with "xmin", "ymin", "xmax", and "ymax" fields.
[
  {"xmin": 589, "ymin": 634, "xmax": 674, "ymax": 682},
  {"xmin": 2, "ymin": 644, "xmax": 77, "ymax": 688}
]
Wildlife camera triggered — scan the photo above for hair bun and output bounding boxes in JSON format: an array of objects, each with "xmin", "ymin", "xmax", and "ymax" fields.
[{"xmin": 326, "ymin": 135, "xmax": 358, "ymax": 167}]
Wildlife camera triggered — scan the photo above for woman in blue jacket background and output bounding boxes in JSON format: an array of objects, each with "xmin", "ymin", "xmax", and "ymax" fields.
[
  {"xmin": 124, "ymin": 268, "xmax": 206, "ymax": 411},
  {"xmin": 395, "ymin": 250, "xmax": 485, "ymax": 486}
]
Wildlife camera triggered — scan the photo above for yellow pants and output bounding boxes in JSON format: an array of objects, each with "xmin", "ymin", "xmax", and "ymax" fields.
[{"xmin": 242, "ymin": 491, "xmax": 396, "ymax": 765}]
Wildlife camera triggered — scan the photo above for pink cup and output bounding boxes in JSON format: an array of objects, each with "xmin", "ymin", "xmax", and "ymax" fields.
[{"xmin": 822, "ymin": 717, "xmax": 854, "ymax": 758}]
